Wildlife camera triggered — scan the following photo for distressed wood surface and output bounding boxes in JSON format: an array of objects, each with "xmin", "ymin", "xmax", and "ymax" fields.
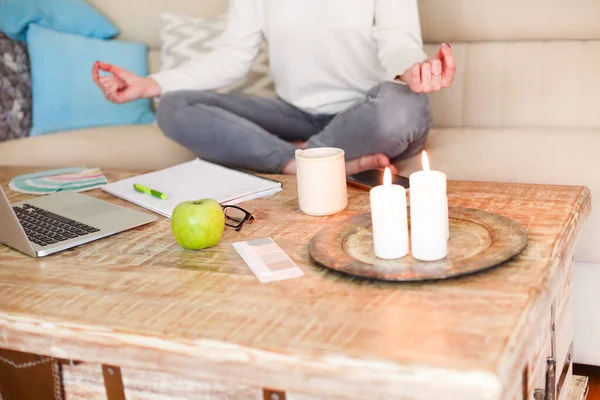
[
  {"xmin": 309, "ymin": 208, "xmax": 528, "ymax": 281},
  {"xmin": 0, "ymin": 166, "xmax": 591, "ymax": 400}
]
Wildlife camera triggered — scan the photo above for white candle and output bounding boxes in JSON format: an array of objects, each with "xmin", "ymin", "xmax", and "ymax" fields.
[
  {"xmin": 409, "ymin": 151, "xmax": 448, "ymax": 261},
  {"xmin": 370, "ymin": 167, "xmax": 409, "ymax": 259}
]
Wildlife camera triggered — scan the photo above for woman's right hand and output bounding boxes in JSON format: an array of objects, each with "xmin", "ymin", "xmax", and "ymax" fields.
[{"xmin": 92, "ymin": 61, "xmax": 161, "ymax": 104}]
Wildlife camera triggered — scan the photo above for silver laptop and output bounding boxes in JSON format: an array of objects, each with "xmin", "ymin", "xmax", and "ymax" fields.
[{"xmin": 0, "ymin": 186, "xmax": 157, "ymax": 257}]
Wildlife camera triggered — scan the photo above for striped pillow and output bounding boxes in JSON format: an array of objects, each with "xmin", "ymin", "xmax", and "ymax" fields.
[{"xmin": 158, "ymin": 13, "xmax": 275, "ymax": 98}]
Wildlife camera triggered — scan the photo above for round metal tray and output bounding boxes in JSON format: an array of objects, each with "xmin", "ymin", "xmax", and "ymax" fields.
[{"xmin": 308, "ymin": 207, "xmax": 528, "ymax": 282}]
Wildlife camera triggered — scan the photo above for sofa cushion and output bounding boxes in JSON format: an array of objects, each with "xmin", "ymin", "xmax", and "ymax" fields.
[
  {"xmin": 425, "ymin": 41, "xmax": 600, "ymax": 129},
  {"xmin": 0, "ymin": 125, "xmax": 195, "ymax": 171},
  {"xmin": 148, "ymin": 49, "xmax": 162, "ymax": 76},
  {"xmin": 87, "ymin": 0, "xmax": 228, "ymax": 49},
  {"xmin": 26, "ymin": 24, "xmax": 155, "ymax": 136},
  {"xmin": 86, "ymin": 0, "xmax": 600, "ymax": 48},
  {"xmin": 0, "ymin": 0, "xmax": 118, "ymax": 41},
  {"xmin": 395, "ymin": 127, "xmax": 600, "ymax": 264},
  {"xmin": 419, "ymin": 0, "xmax": 600, "ymax": 42}
]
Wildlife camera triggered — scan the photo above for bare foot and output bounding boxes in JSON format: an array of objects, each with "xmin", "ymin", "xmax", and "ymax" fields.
[
  {"xmin": 292, "ymin": 141, "xmax": 308, "ymax": 149},
  {"xmin": 280, "ymin": 143, "xmax": 306, "ymax": 174},
  {"xmin": 281, "ymin": 159, "xmax": 297, "ymax": 174},
  {"xmin": 281, "ymin": 153, "xmax": 399, "ymax": 176},
  {"xmin": 345, "ymin": 154, "xmax": 398, "ymax": 175}
]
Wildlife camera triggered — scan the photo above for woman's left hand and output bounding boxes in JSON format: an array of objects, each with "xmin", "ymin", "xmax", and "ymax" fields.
[{"xmin": 398, "ymin": 43, "xmax": 456, "ymax": 93}]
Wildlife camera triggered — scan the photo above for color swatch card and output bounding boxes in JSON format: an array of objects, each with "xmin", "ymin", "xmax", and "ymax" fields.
[{"xmin": 233, "ymin": 237, "xmax": 303, "ymax": 283}]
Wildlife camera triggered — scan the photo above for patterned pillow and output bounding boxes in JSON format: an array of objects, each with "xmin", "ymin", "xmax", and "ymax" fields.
[
  {"xmin": 0, "ymin": 33, "xmax": 32, "ymax": 141},
  {"xmin": 158, "ymin": 13, "xmax": 275, "ymax": 98}
]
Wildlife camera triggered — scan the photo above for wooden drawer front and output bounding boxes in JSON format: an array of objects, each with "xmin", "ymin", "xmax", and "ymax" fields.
[
  {"xmin": 522, "ymin": 259, "xmax": 573, "ymax": 400},
  {"xmin": 63, "ymin": 363, "xmax": 335, "ymax": 400},
  {"xmin": 555, "ymin": 261, "xmax": 574, "ymax": 376},
  {"xmin": 557, "ymin": 363, "xmax": 573, "ymax": 400},
  {"xmin": 63, "ymin": 363, "xmax": 263, "ymax": 400},
  {"xmin": 526, "ymin": 307, "xmax": 553, "ymax": 399},
  {"xmin": 62, "ymin": 363, "xmax": 105, "ymax": 399}
]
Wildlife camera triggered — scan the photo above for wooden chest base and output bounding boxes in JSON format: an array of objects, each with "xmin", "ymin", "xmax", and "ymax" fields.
[{"xmin": 61, "ymin": 362, "xmax": 591, "ymax": 400}]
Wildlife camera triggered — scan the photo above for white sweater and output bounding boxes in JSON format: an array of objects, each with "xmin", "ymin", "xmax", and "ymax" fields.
[{"xmin": 151, "ymin": 0, "xmax": 427, "ymax": 115}]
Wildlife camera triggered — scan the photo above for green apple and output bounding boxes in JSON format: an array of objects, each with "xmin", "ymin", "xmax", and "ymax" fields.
[{"xmin": 171, "ymin": 199, "xmax": 225, "ymax": 250}]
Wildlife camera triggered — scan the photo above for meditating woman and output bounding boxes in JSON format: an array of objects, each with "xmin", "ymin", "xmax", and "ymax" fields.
[{"xmin": 92, "ymin": 0, "xmax": 456, "ymax": 175}]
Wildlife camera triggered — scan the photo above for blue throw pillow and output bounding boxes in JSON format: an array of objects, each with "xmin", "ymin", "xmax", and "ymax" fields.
[
  {"xmin": 0, "ymin": 0, "xmax": 118, "ymax": 41},
  {"xmin": 27, "ymin": 24, "xmax": 154, "ymax": 136}
]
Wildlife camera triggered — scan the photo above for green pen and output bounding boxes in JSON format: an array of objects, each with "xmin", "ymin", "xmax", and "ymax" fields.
[{"xmin": 133, "ymin": 183, "xmax": 169, "ymax": 200}]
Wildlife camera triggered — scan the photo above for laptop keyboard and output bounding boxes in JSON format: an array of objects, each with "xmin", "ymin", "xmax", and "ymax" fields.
[{"xmin": 12, "ymin": 203, "xmax": 100, "ymax": 247}]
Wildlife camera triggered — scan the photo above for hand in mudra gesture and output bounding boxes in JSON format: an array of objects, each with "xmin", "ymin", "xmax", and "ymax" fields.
[
  {"xmin": 91, "ymin": 61, "xmax": 161, "ymax": 104},
  {"xmin": 398, "ymin": 43, "xmax": 456, "ymax": 93}
]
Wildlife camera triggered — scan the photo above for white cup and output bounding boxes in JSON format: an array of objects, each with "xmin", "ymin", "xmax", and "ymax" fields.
[{"xmin": 295, "ymin": 147, "xmax": 348, "ymax": 216}]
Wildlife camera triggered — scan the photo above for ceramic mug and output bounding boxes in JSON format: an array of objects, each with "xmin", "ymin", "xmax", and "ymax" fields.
[{"xmin": 295, "ymin": 147, "xmax": 348, "ymax": 216}]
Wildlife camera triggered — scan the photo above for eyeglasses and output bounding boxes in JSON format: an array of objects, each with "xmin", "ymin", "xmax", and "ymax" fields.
[{"xmin": 222, "ymin": 205, "xmax": 255, "ymax": 232}]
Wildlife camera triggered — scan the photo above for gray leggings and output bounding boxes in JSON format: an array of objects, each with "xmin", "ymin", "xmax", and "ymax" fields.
[{"xmin": 156, "ymin": 83, "xmax": 431, "ymax": 173}]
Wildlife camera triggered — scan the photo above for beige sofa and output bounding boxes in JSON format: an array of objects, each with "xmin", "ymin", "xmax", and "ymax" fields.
[{"xmin": 1, "ymin": 0, "xmax": 599, "ymax": 364}]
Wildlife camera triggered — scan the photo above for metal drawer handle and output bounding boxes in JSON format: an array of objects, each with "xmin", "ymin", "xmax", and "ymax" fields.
[
  {"xmin": 534, "ymin": 389, "xmax": 545, "ymax": 399},
  {"xmin": 544, "ymin": 357, "xmax": 556, "ymax": 400},
  {"xmin": 533, "ymin": 357, "xmax": 557, "ymax": 400}
]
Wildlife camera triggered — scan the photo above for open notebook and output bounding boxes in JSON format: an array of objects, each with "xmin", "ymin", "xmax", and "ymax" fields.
[{"xmin": 102, "ymin": 159, "xmax": 282, "ymax": 218}]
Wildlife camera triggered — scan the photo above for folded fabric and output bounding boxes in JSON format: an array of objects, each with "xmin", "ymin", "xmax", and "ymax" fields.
[
  {"xmin": 0, "ymin": 33, "xmax": 32, "ymax": 141},
  {"xmin": 9, "ymin": 167, "xmax": 108, "ymax": 194},
  {"xmin": 27, "ymin": 24, "xmax": 155, "ymax": 136},
  {"xmin": 0, "ymin": 0, "xmax": 118, "ymax": 41}
]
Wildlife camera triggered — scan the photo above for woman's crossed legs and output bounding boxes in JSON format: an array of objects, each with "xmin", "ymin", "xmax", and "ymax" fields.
[{"xmin": 156, "ymin": 83, "xmax": 431, "ymax": 175}]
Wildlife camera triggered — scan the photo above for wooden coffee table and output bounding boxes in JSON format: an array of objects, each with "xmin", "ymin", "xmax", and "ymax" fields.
[{"xmin": 0, "ymin": 166, "xmax": 591, "ymax": 400}]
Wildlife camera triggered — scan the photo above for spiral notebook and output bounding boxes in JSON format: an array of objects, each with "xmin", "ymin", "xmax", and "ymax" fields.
[{"xmin": 102, "ymin": 159, "xmax": 282, "ymax": 218}]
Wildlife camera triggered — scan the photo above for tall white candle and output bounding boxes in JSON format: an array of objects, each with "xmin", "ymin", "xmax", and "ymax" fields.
[
  {"xmin": 409, "ymin": 151, "xmax": 448, "ymax": 261},
  {"xmin": 370, "ymin": 168, "xmax": 409, "ymax": 259}
]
